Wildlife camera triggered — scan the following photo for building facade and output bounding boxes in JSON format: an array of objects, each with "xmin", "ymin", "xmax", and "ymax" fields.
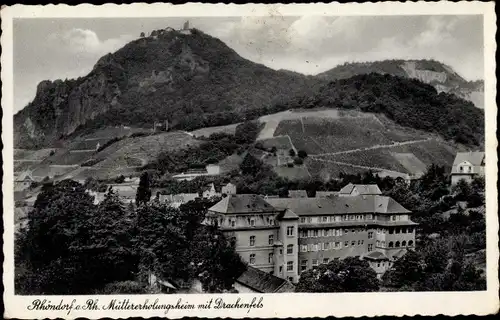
[
  {"xmin": 451, "ymin": 151, "xmax": 485, "ymax": 185},
  {"xmin": 206, "ymin": 185, "xmax": 417, "ymax": 282}
]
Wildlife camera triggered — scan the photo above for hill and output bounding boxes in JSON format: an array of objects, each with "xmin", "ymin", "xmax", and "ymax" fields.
[
  {"xmin": 14, "ymin": 27, "xmax": 322, "ymax": 149},
  {"xmin": 317, "ymin": 60, "xmax": 484, "ymax": 109},
  {"xmin": 282, "ymin": 73, "xmax": 484, "ymax": 148}
]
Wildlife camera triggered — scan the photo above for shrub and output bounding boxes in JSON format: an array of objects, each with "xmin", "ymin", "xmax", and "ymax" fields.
[{"xmin": 297, "ymin": 150, "xmax": 308, "ymax": 158}]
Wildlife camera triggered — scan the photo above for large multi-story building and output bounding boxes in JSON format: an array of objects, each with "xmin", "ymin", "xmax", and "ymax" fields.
[{"xmin": 205, "ymin": 184, "xmax": 417, "ymax": 283}]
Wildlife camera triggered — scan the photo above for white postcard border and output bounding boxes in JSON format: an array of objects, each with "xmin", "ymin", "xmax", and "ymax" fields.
[{"xmin": 2, "ymin": 2, "xmax": 498, "ymax": 319}]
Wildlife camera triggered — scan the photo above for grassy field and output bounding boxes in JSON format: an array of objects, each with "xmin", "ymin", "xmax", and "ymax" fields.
[
  {"xmin": 190, "ymin": 123, "xmax": 239, "ymax": 138},
  {"xmin": 306, "ymin": 158, "xmax": 368, "ymax": 180},
  {"xmin": 313, "ymin": 139, "xmax": 459, "ymax": 175},
  {"xmin": 89, "ymin": 131, "xmax": 199, "ymax": 178},
  {"xmin": 14, "ymin": 149, "xmax": 55, "ymax": 161},
  {"xmin": 259, "ymin": 136, "xmax": 293, "ymax": 151}
]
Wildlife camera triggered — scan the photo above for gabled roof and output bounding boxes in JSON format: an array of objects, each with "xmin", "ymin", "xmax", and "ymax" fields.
[
  {"xmin": 288, "ymin": 190, "xmax": 308, "ymax": 198},
  {"xmin": 276, "ymin": 208, "xmax": 299, "ymax": 220},
  {"xmin": 236, "ymin": 266, "xmax": 294, "ymax": 293},
  {"xmin": 452, "ymin": 152, "xmax": 485, "ymax": 167},
  {"xmin": 209, "ymin": 194, "xmax": 277, "ymax": 214},
  {"xmin": 266, "ymin": 195, "xmax": 410, "ymax": 216},
  {"xmin": 339, "ymin": 183, "xmax": 382, "ymax": 195}
]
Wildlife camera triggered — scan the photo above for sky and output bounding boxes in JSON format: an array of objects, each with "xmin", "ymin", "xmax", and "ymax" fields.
[{"xmin": 13, "ymin": 15, "xmax": 484, "ymax": 112}]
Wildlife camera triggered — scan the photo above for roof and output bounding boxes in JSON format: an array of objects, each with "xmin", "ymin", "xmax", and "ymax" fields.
[
  {"xmin": 276, "ymin": 208, "xmax": 299, "ymax": 220},
  {"xmin": 316, "ymin": 191, "xmax": 338, "ymax": 198},
  {"xmin": 288, "ymin": 190, "xmax": 308, "ymax": 198},
  {"xmin": 452, "ymin": 152, "xmax": 485, "ymax": 167},
  {"xmin": 266, "ymin": 195, "xmax": 410, "ymax": 216},
  {"xmin": 236, "ymin": 266, "xmax": 294, "ymax": 293},
  {"xmin": 209, "ymin": 194, "xmax": 277, "ymax": 214},
  {"xmin": 15, "ymin": 170, "xmax": 34, "ymax": 182},
  {"xmin": 112, "ymin": 185, "xmax": 137, "ymax": 199},
  {"xmin": 364, "ymin": 251, "xmax": 388, "ymax": 260},
  {"xmin": 391, "ymin": 249, "xmax": 407, "ymax": 259},
  {"xmin": 339, "ymin": 183, "xmax": 382, "ymax": 195}
]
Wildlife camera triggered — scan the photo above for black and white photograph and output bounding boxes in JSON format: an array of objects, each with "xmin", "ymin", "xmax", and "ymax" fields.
[{"xmin": 2, "ymin": 2, "xmax": 498, "ymax": 319}]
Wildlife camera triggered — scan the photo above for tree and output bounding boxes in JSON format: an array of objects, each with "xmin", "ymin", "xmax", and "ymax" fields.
[
  {"xmin": 16, "ymin": 180, "xmax": 99, "ymax": 294},
  {"xmin": 383, "ymin": 250, "xmax": 426, "ymax": 288},
  {"xmin": 240, "ymin": 153, "xmax": 263, "ymax": 175},
  {"xmin": 452, "ymin": 179, "xmax": 471, "ymax": 201},
  {"xmin": 289, "ymin": 149, "xmax": 296, "ymax": 157},
  {"xmin": 136, "ymin": 172, "xmax": 152, "ymax": 205},
  {"xmin": 297, "ymin": 150, "xmax": 308, "ymax": 158},
  {"xmin": 293, "ymin": 157, "xmax": 304, "ymax": 165},
  {"xmin": 140, "ymin": 32, "xmax": 145, "ymax": 38},
  {"xmin": 296, "ymin": 257, "xmax": 379, "ymax": 292}
]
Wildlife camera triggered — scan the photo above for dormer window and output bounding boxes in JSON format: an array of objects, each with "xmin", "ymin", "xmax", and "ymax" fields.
[
  {"xmin": 250, "ymin": 219, "xmax": 255, "ymax": 227},
  {"xmin": 459, "ymin": 166, "xmax": 463, "ymax": 172}
]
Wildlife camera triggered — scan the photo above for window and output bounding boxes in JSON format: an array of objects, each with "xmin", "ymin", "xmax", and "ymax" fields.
[
  {"xmin": 300, "ymin": 217, "xmax": 306, "ymax": 223},
  {"xmin": 389, "ymin": 241, "xmax": 394, "ymax": 248},
  {"xmin": 323, "ymin": 258, "xmax": 329, "ymax": 264},
  {"xmin": 459, "ymin": 166, "xmax": 463, "ymax": 172},
  {"xmin": 395, "ymin": 241, "xmax": 400, "ymax": 247},
  {"xmin": 344, "ymin": 229, "xmax": 349, "ymax": 234},
  {"xmin": 395, "ymin": 228, "xmax": 401, "ymax": 234},
  {"xmin": 322, "ymin": 229, "xmax": 328, "ymax": 237},
  {"xmin": 376, "ymin": 240, "xmax": 380, "ymax": 247},
  {"xmin": 402, "ymin": 240, "xmax": 407, "ymax": 247},
  {"xmin": 408, "ymin": 240, "xmax": 414, "ymax": 246},
  {"xmin": 377, "ymin": 262, "xmax": 381, "ymax": 267},
  {"xmin": 312, "ymin": 259, "xmax": 318, "ymax": 267},
  {"xmin": 351, "ymin": 229, "xmax": 355, "ymax": 233},
  {"xmin": 287, "ymin": 244, "xmax": 293, "ymax": 254},
  {"xmin": 322, "ymin": 216, "xmax": 328, "ymax": 222},
  {"xmin": 345, "ymin": 241, "xmax": 349, "ymax": 247},
  {"xmin": 249, "ymin": 254, "xmax": 255, "ymax": 265},
  {"xmin": 313, "ymin": 230, "xmax": 319, "ymax": 237},
  {"xmin": 287, "ymin": 226, "xmax": 294, "ymax": 236},
  {"xmin": 361, "ymin": 240, "xmax": 364, "ymax": 245},
  {"xmin": 391, "ymin": 215, "xmax": 397, "ymax": 221},
  {"xmin": 287, "ymin": 261, "xmax": 293, "ymax": 271},
  {"xmin": 230, "ymin": 236, "xmax": 237, "ymax": 244},
  {"xmin": 300, "ymin": 244, "xmax": 308, "ymax": 252},
  {"xmin": 335, "ymin": 242, "xmax": 341, "ymax": 249},
  {"xmin": 350, "ymin": 215, "xmax": 355, "ymax": 220},
  {"xmin": 368, "ymin": 244, "xmax": 373, "ymax": 252},
  {"xmin": 249, "ymin": 236, "xmax": 255, "ymax": 246},
  {"xmin": 366, "ymin": 214, "xmax": 372, "ymax": 220},
  {"xmin": 381, "ymin": 241, "xmax": 385, "ymax": 247},
  {"xmin": 279, "ymin": 266, "xmax": 283, "ymax": 273},
  {"xmin": 329, "ymin": 216, "xmax": 335, "ymax": 222},
  {"xmin": 250, "ymin": 219, "xmax": 255, "ymax": 226},
  {"xmin": 313, "ymin": 244, "xmax": 319, "ymax": 252},
  {"xmin": 268, "ymin": 235, "xmax": 274, "ymax": 245},
  {"xmin": 268, "ymin": 253, "xmax": 274, "ymax": 263},
  {"xmin": 377, "ymin": 228, "xmax": 381, "ymax": 234},
  {"xmin": 288, "ymin": 277, "xmax": 294, "ymax": 282},
  {"xmin": 230, "ymin": 219, "xmax": 236, "ymax": 227},
  {"xmin": 269, "ymin": 218, "xmax": 275, "ymax": 225},
  {"xmin": 343, "ymin": 215, "xmax": 348, "ymax": 221},
  {"xmin": 358, "ymin": 240, "xmax": 362, "ymax": 245},
  {"xmin": 307, "ymin": 217, "xmax": 312, "ymax": 223},
  {"xmin": 389, "ymin": 228, "xmax": 394, "ymax": 234},
  {"xmin": 279, "ymin": 248, "xmax": 283, "ymax": 255},
  {"xmin": 301, "ymin": 260, "xmax": 307, "ymax": 272},
  {"xmin": 368, "ymin": 231, "xmax": 373, "ymax": 239},
  {"xmin": 351, "ymin": 241, "xmax": 355, "ymax": 246}
]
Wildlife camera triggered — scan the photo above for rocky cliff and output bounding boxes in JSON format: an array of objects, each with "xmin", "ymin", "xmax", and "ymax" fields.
[{"xmin": 317, "ymin": 60, "xmax": 484, "ymax": 109}]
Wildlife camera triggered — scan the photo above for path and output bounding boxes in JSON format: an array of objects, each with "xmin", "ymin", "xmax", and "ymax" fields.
[
  {"xmin": 310, "ymin": 158, "xmax": 409, "ymax": 177},
  {"xmin": 309, "ymin": 138, "xmax": 432, "ymax": 158}
]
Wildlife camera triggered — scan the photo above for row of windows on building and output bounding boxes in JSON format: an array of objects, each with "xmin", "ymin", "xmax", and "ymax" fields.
[
  {"xmin": 246, "ymin": 228, "xmax": 294, "ymax": 247},
  {"xmin": 227, "ymin": 216, "xmax": 276, "ymax": 227},
  {"xmin": 299, "ymin": 239, "xmax": 365, "ymax": 252},
  {"xmin": 299, "ymin": 214, "xmax": 408, "ymax": 224},
  {"xmin": 298, "ymin": 227, "xmax": 415, "ymax": 238}
]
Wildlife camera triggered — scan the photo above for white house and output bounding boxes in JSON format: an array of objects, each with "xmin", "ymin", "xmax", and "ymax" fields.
[{"xmin": 451, "ymin": 152, "xmax": 485, "ymax": 185}]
